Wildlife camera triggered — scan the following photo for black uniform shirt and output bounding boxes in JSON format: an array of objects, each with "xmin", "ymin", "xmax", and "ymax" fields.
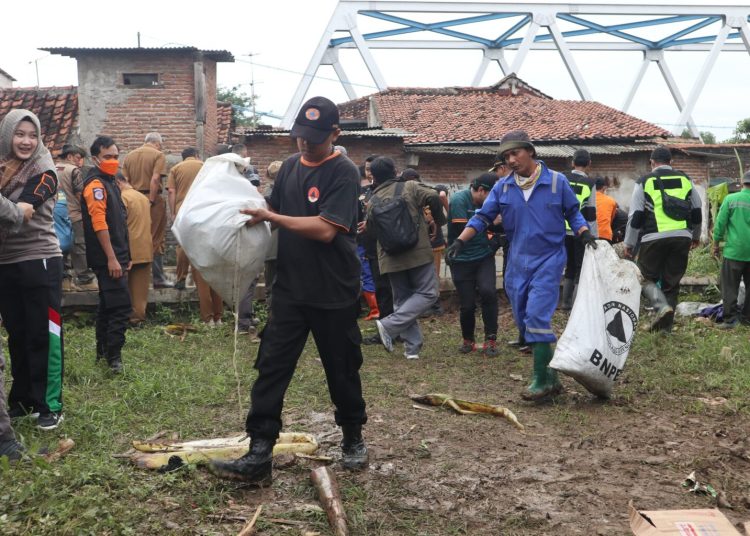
[{"xmin": 269, "ymin": 151, "xmax": 360, "ymax": 308}]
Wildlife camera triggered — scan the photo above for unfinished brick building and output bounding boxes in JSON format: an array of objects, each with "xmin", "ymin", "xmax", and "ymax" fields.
[{"xmin": 40, "ymin": 46, "xmax": 234, "ymax": 157}]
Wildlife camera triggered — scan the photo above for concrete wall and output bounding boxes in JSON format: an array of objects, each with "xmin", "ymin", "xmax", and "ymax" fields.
[{"xmin": 75, "ymin": 52, "xmax": 218, "ymax": 156}]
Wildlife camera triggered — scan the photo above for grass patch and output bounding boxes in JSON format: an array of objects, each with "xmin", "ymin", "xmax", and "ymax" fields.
[
  {"xmin": 1, "ymin": 302, "xmax": 749, "ymax": 534},
  {"xmin": 685, "ymin": 245, "xmax": 720, "ymax": 278}
]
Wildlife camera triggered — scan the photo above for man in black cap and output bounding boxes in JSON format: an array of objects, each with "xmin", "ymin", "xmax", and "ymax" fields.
[
  {"xmin": 560, "ymin": 148, "xmax": 598, "ymax": 310},
  {"xmin": 447, "ymin": 173, "xmax": 501, "ymax": 356},
  {"xmin": 624, "ymin": 145, "xmax": 702, "ymax": 332},
  {"xmin": 210, "ymin": 96, "xmax": 368, "ymax": 484}
]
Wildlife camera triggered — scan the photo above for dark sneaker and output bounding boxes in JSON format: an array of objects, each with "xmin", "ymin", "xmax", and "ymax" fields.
[
  {"xmin": 37, "ymin": 412, "xmax": 64, "ymax": 431},
  {"xmin": 458, "ymin": 339, "xmax": 476, "ymax": 354},
  {"xmin": 0, "ymin": 438, "xmax": 26, "ymax": 462},
  {"xmin": 209, "ymin": 438, "xmax": 274, "ymax": 484},
  {"xmin": 109, "ymin": 358, "xmax": 124, "ymax": 374},
  {"xmin": 375, "ymin": 320, "xmax": 393, "ymax": 352},
  {"xmin": 482, "ymin": 338, "xmax": 499, "ymax": 357},
  {"xmin": 174, "ymin": 280, "xmax": 186, "ymax": 290},
  {"xmin": 341, "ymin": 426, "xmax": 369, "ymax": 471},
  {"xmin": 8, "ymin": 407, "xmax": 39, "ymax": 420},
  {"xmin": 715, "ymin": 319, "xmax": 738, "ymax": 330},
  {"xmin": 361, "ymin": 333, "xmax": 382, "ymax": 345}
]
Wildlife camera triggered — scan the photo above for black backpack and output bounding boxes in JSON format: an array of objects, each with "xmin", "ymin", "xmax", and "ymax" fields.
[{"xmin": 370, "ymin": 181, "xmax": 419, "ymax": 254}]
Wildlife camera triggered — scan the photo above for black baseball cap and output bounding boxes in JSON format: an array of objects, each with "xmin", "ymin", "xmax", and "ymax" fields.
[
  {"xmin": 472, "ymin": 172, "xmax": 496, "ymax": 191},
  {"xmin": 290, "ymin": 96, "xmax": 339, "ymax": 144}
]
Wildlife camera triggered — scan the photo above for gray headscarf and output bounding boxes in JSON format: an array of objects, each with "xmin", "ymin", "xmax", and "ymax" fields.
[{"xmin": 0, "ymin": 109, "xmax": 56, "ymax": 197}]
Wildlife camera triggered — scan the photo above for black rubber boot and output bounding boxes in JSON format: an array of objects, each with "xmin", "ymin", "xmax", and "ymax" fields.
[
  {"xmin": 209, "ymin": 437, "xmax": 274, "ymax": 484},
  {"xmin": 341, "ymin": 425, "xmax": 369, "ymax": 471},
  {"xmin": 107, "ymin": 348, "xmax": 123, "ymax": 374},
  {"xmin": 96, "ymin": 341, "xmax": 107, "ymax": 363}
]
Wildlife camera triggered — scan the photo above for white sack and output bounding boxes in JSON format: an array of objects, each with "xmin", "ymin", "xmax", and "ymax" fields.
[
  {"xmin": 550, "ymin": 241, "xmax": 642, "ymax": 398},
  {"xmin": 172, "ymin": 153, "xmax": 271, "ymax": 307}
]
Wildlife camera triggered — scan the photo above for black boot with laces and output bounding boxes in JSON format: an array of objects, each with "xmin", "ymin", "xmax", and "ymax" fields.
[
  {"xmin": 341, "ymin": 425, "xmax": 369, "ymax": 471},
  {"xmin": 209, "ymin": 437, "xmax": 274, "ymax": 484}
]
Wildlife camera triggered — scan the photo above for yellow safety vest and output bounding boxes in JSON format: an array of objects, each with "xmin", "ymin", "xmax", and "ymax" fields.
[{"xmin": 642, "ymin": 174, "xmax": 692, "ymax": 233}]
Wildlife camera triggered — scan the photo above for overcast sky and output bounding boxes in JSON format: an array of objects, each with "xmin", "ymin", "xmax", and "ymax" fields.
[{"xmin": 1, "ymin": 0, "xmax": 749, "ymax": 140}]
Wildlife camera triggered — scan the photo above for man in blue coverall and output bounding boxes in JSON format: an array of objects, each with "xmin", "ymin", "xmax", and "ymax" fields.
[{"xmin": 448, "ymin": 130, "xmax": 596, "ymax": 400}]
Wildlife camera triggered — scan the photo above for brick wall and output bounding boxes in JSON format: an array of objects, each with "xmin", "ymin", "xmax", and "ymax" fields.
[
  {"xmin": 240, "ymin": 135, "xmax": 711, "ymax": 208},
  {"xmin": 76, "ymin": 52, "xmax": 219, "ymax": 157}
]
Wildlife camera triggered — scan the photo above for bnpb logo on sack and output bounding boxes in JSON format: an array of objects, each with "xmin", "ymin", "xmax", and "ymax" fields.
[{"xmin": 603, "ymin": 301, "xmax": 638, "ymax": 355}]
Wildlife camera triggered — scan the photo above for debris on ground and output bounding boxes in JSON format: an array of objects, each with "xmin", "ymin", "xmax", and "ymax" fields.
[
  {"xmin": 163, "ymin": 323, "xmax": 198, "ymax": 340},
  {"xmin": 128, "ymin": 432, "xmax": 318, "ymax": 470},
  {"xmin": 683, "ymin": 471, "xmax": 718, "ymax": 498},
  {"xmin": 310, "ymin": 466, "xmax": 349, "ymax": 536},
  {"xmin": 409, "ymin": 393, "xmax": 524, "ymax": 431},
  {"xmin": 43, "ymin": 438, "xmax": 75, "ymax": 463},
  {"xmin": 237, "ymin": 505, "xmax": 262, "ymax": 536}
]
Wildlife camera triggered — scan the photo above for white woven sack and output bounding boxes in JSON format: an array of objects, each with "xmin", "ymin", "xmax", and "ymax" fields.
[
  {"xmin": 171, "ymin": 153, "xmax": 271, "ymax": 308},
  {"xmin": 550, "ymin": 241, "xmax": 642, "ymax": 398}
]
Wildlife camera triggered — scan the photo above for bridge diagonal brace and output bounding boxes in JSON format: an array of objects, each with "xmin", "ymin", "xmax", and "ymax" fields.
[
  {"xmin": 510, "ymin": 19, "xmax": 540, "ymax": 74},
  {"xmin": 653, "ymin": 52, "xmax": 699, "ymax": 137},
  {"xmin": 675, "ymin": 22, "xmax": 731, "ymax": 135},
  {"xmin": 545, "ymin": 18, "xmax": 592, "ymax": 100},
  {"xmin": 323, "ymin": 49, "xmax": 358, "ymax": 101},
  {"xmin": 472, "ymin": 49, "xmax": 509, "ymax": 85}
]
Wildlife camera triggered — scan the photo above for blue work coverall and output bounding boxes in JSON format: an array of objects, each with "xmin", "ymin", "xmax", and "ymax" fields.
[{"xmin": 466, "ymin": 162, "xmax": 587, "ymax": 343}]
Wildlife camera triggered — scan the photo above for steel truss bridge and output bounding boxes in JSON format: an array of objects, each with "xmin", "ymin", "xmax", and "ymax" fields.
[{"xmin": 282, "ymin": 1, "xmax": 750, "ymax": 137}]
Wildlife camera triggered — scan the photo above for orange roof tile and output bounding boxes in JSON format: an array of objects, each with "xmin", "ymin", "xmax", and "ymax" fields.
[{"xmin": 0, "ymin": 86, "xmax": 78, "ymax": 153}]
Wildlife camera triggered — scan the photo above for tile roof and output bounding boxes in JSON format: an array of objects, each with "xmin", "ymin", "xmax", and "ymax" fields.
[
  {"xmin": 216, "ymin": 101, "xmax": 234, "ymax": 144},
  {"xmin": 42, "ymin": 47, "xmax": 234, "ymax": 62},
  {"xmin": 338, "ymin": 75, "xmax": 669, "ymax": 144},
  {"xmin": 0, "ymin": 87, "xmax": 78, "ymax": 153}
]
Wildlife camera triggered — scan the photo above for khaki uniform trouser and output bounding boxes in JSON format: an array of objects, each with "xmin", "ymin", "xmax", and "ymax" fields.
[
  {"xmin": 193, "ymin": 268, "xmax": 224, "ymax": 322},
  {"xmin": 176, "ymin": 246, "xmax": 190, "ymax": 282},
  {"xmin": 150, "ymin": 195, "xmax": 167, "ymax": 256},
  {"xmin": 128, "ymin": 263, "xmax": 151, "ymax": 322}
]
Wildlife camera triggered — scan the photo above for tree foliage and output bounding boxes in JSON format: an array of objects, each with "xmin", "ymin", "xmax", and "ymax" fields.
[
  {"xmin": 217, "ymin": 85, "xmax": 259, "ymax": 128},
  {"xmin": 724, "ymin": 117, "xmax": 750, "ymax": 143}
]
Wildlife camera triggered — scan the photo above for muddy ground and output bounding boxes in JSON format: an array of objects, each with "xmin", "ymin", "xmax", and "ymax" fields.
[{"xmin": 192, "ymin": 301, "xmax": 750, "ymax": 535}]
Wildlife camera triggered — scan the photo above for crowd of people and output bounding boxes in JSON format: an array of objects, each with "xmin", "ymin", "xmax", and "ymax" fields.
[{"xmin": 1, "ymin": 97, "xmax": 748, "ymax": 473}]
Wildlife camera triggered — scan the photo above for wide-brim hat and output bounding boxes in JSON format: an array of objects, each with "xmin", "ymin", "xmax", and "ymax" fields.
[{"xmin": 497, "ymin": 130, "xmax": 535, "ymax": 158}]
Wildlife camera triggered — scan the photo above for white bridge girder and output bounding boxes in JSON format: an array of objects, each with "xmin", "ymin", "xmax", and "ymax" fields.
[{"xmin": 282, "ymin": 0, "xmax": 750, "ymax": 136}]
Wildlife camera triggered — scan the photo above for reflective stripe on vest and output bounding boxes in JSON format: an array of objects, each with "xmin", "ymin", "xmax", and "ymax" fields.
[
  {"xmin": 565, "ymin": 180, "xmax": 591, "ymax": 231},
  {"xmin": 642, "ymin": 174, "xmax": 692, "ymax": 233}
]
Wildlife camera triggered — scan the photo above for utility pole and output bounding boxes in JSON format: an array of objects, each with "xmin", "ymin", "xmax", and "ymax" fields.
[
  {"xmin": 28, "ymin": 58, "xmax": 40, "ymax": 88},
  {"xmin": 137, "ymin": 32, "xmax": 141, "ymax": 47},
  {"xmin": 245, "ymin": 53, "xmax": 258, "ymax": 126}
]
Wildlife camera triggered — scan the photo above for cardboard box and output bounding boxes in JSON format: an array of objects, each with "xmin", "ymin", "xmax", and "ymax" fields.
[{"xmin": 629, "ymin": 503, "xmax": 743, "ymax": 535}]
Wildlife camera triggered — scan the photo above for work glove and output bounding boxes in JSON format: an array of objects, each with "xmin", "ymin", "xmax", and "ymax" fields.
[
  {"xmin": 580, "ymin": 229, "xmax": 598, "ymax": 249},
  {"xmin": 446, "ymin": 239, "xmax": 465, "ymax": 264},
  {"xmin": 488, "ymin": 233, "xmax": 508, "ymax": 253}
]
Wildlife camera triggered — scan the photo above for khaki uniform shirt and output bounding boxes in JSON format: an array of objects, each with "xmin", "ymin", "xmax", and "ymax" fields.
[
  {"xmin": 166, "ymin": 157, "xmax": 203, "ymax": 214},
  {"xmin": 122, "ymin": 145, "xmax": 166, "ymax": 192},
  {"xmin": 55, "ymin": 162, "xmax": 84, "ymax": 222},
  {"xmin": 120, "ymin": 188, "xmax": 153, "ymax": 264}
]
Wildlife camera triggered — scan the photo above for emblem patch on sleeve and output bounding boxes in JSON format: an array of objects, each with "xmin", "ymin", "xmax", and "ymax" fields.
[{"xmin": 93, "ymin": 188, "xmax": 105, "ymax": 201}]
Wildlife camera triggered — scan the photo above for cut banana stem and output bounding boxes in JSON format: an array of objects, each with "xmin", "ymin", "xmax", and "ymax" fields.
[
  {"xmin": 132, "ymin": 432, "xmax": 315, "ymax": 453},
  {"xmin": 410, "ymin": 393, "xmax": 525, "ymax": 432}
]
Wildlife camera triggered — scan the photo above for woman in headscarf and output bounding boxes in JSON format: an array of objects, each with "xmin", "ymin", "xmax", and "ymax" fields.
[{"xmin": 0, "ymin": 109, "xmax": 65, "ymax": 431}]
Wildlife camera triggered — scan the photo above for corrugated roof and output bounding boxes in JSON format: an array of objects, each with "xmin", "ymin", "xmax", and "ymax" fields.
[
  {"xmin": 41, "ymin": 47, "xmax": 234, "ymax": 62},
  {"xmin": 0, "ymin": 67, "xmax": 16, "ymax": 82},
  {"xmin": 406, "ymin": 143, "xmax": 659, "ymax": 158},
  {"xmin": 236, "ymin": 127, "xmax": 412, "ymax": 138}
]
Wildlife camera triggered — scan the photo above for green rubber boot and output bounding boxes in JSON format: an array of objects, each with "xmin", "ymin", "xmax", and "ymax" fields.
[
  {"xmin": 546, "ymin": 367, "xmax": 563, "ymax": 395},
  {"xmin": 522, "ymin": 343, "xmax": 559, "ymax": 401}
]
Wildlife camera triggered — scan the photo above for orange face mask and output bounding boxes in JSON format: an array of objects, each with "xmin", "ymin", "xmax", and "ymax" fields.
[{"xmin": 98, "ymin": 159, "xmax": 119, "ymax": 176}]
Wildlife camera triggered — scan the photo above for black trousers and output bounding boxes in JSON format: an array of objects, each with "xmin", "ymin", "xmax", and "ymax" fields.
[
  {"xmin": 637, "ymin": 236, "xmax": 692, "ymax": 308},
  {"xmin": 720, "ymin": 258, "xmax": 750, "ymax": 323},
  {"xmin": 93, "ymin": 268, "xmax": 131, "ymax": 359},
  {"xmin": 0, "ymin": 257, "xmax": 64, "ymax": 414},
  {"xmin": 450, "ymin": 255, "xmax": 498, "ymax": 341},
  {"xmin": 564, "ymin": 234, "xmax": 585, "ymax": 282},
  {"xmin": 369, "ymin": 257, "xmax": 393, "ymax": 317},
  {"xmin": 246, "ymin": 298, "xmax": 367, "ymax": 439}
]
